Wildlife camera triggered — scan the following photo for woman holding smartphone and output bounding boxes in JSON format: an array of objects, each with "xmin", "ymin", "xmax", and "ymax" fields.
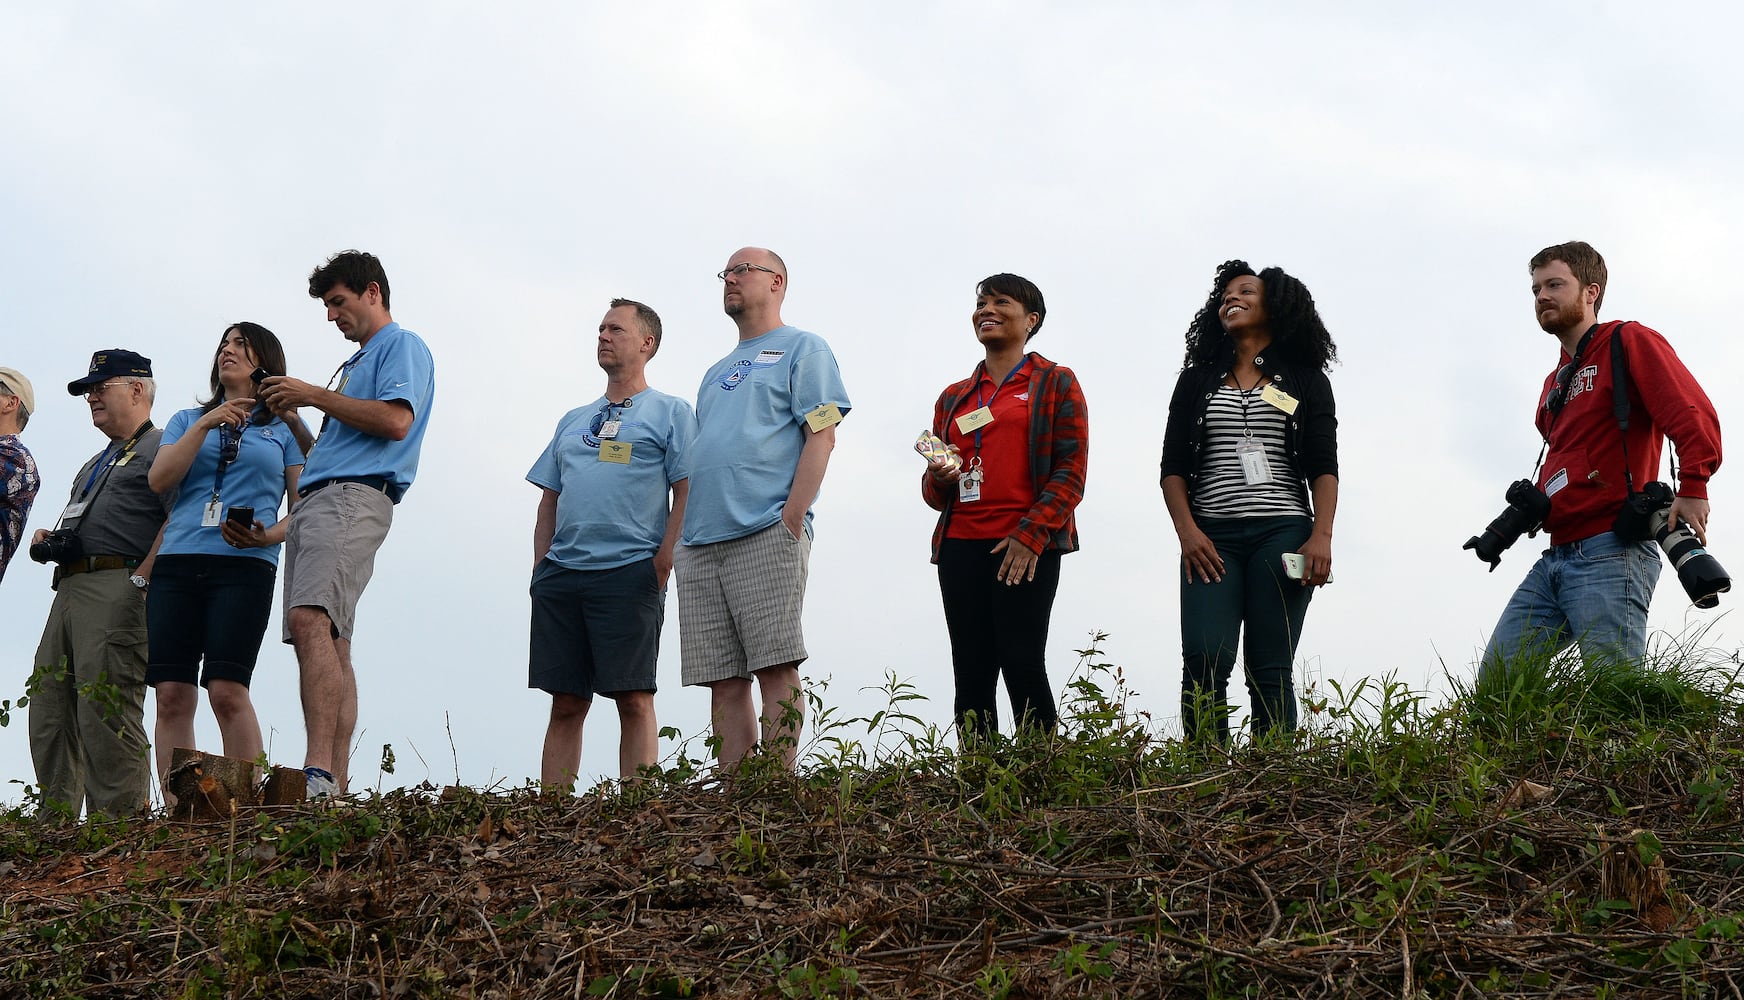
[
  {"xmin": 921, "ymin": 273, "xmax": 1089, "ymax": 741},
  {"xmin": 146, "ymin": 322, "xmax": 306, "ymax": 804},
  {"xmin": 1161, "ymin": 261, "xmax": 1339, "ymax": 747}
]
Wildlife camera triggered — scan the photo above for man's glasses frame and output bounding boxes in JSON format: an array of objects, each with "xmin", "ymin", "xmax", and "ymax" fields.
[{"xmin": 716, "ymin": 263, "xmax": 779, "ymax": 281}]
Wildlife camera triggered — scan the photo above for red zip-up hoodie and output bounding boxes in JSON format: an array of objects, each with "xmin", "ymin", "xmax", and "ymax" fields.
[{"xmin": 1534, "ymin": 320, "xmax": 1721, "ymax": 545}]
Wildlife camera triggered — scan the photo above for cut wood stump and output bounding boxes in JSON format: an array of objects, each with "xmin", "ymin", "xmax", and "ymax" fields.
[
  {"xmin": 165, "ymin": 748, "xmax": 259, "ymax": 821},
  {"xmin": 261, "ymin": 766, "xmax": 310, "ymax": 806}
]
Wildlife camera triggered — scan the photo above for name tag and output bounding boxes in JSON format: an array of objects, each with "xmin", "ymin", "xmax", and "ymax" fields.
[
  {"xmin": 202, "ymin": 500, "xmax": 223, "ymax": 527},
  {"xmin": 599, "ymin": 420, "xmax": 621, "ymax": 440},
  {"xmin": 59, "ymin": 502, "xmax": 88, "ymax": 521},
  {"xmin": 954, "ymin": 406, "xmax": 994, "ymax": 435},
  {"xmin": 754, "ymin": 350, "xmax": 786, "ymax": 366},
  {"xmin": 1259, "ymin": 384, "xmax": 1299, "ymax": 415},
  {"xmin": 805, "ymin": 402, "xmax": 844, "ymax": 433},
  {"xmin": 599, "ymin": 441, "xmax": 632, "ymax": 464}
]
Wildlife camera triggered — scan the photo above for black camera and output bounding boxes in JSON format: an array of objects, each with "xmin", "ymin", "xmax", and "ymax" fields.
[
  {"xmin": 1615, "ymin": 481, "xmax": 1730, "ymax": 608},
  {"xmin": 1465, "ymin": 479, "xmax": 1552, "ymax": 571},
  {"xmin": 28, "ymin": 529, "xmax": 84, "ymax": 565}
]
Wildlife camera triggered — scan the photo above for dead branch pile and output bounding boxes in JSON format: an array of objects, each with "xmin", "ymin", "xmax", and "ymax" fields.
[{"xmin": 1, "ymin": 731, "xmax": 1741, "ymax": 998}]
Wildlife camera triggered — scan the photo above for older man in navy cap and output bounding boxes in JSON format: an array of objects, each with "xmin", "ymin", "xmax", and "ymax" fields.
[
  {"xmin": 27, "ymin": 349, "xmax": 171, "ymax": 816},
  {"xmin": 0, "ymin": 365, "xmax": 40, "ymax": 585}
]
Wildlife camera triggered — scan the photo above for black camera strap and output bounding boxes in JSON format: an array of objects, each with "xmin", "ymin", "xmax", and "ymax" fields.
[{"xmin": 1608, "ymin": 321, "xmax": 1682, "ymax": 494}]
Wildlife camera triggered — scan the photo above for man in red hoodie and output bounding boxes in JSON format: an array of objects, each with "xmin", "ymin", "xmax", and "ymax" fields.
[{"xmin": 1480, "ymin": 241, "xmax": 1722, "ymax": 683}]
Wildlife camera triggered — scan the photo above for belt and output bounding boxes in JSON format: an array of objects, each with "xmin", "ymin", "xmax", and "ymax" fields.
[
  {"xmin": 298, "ymin": 476, "xmax": 403, "ymax": 502},
  {"xmin": 58, "ymin": 555, "xmax": 141, "ymax": 577}
]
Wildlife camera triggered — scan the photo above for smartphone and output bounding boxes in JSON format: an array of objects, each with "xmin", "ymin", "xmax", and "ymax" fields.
[
  {"xmin": 914, "ymin": 430, "xmax": 961, "ymax": 471},
  {"xmin": 226, "ymin": 505, "xmax": 255, "ymax": 527},
  {"xmin": 249, "ymin": 367, "xmax": 269, "ymax": 385},
  {"xmin": 1281, "ymin": 553, "xmax": 1331, "ymax": 583}
]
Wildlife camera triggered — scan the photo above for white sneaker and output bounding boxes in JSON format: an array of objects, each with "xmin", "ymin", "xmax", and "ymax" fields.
[{"xmin": 304, "ymin": 767, "xmax": 338, "ymax": 800}]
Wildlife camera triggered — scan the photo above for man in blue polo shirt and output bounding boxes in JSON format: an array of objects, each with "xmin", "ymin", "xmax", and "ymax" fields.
[
  {"xmin": 258, "ymin": 250, "xmax": 435, "ymax": 799},
  {"xmin": 678, "ymin": 248, "xmax": 850, "ymax": 770},
  {"xmin": 527, "ymin": 299, "xmax": 693, "ymax": 788}
]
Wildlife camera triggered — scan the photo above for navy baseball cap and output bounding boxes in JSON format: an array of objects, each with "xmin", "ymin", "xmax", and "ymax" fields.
[{"xmin": 68, "ymin": 349, "xmax": 153, "ymax": 395}]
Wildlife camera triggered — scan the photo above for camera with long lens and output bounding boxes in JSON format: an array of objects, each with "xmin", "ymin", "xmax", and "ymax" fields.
[
  {"xmin": 28, "ymin": 529, "xmax": 84, "ymax": 565},
  {"xmin": 1464, "ymin": 478, "xmax": 1552, "ymax": 571},
  {"xmin": 1615, "ymin": 481, "xmax": 1731, "ymax": 608}
]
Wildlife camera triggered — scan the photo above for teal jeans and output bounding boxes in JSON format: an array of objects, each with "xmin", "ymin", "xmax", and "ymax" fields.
[{"xmin": 1179, "ymin": 515, "xmax": 1314, "ymax": 745}]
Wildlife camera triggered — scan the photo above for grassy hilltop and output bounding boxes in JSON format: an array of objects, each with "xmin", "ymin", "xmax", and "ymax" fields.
[{"xmin": 2, "ymin": 638, "xmax": 1743, "ymax": 998}]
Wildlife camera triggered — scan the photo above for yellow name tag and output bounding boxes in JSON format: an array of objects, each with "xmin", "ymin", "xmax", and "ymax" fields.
[
  {"xmin": 805, "ymin": 402, "xmax": 844, "ymax": 433},
  {"xmin": 1259, "ymin": 384, "xmax": 1299, "ymax": 415},
  {"xmin": 954, "ymin": 406, "xmax": 995, "ymax": 435},
  {"xmin": 598, "ymin": 441, "xmax": 632, "ymax": 464}
]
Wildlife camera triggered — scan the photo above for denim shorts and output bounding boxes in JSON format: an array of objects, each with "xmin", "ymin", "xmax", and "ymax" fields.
[{"xmin": 146, "ymin": 553, "xmax": 278, "ymax": 688}]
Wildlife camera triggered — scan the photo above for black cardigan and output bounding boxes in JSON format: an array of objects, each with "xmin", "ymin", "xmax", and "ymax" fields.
[{"xmin": 1159, "ymin": 345, "xmax": 1339, "ymax": 514}]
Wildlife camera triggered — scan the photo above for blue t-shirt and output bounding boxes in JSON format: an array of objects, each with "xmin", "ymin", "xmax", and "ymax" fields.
[
  {"xmin": 300, "ymin": 322, "xmax": 436, "ymax": 499},
  {"xmin": 682, "ymin": 326, "xmax": 851, "ymax": 545},
  {"xmin": 158, "ymin": 407, "xmax": 306, "ymax": 565},
  {"xmin": 527, "ymin": 389, "xmax": 695, "ymax": 570}
]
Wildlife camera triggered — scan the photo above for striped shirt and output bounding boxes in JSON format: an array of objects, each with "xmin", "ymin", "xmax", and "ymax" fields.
[{"xmin": 1192, "ymin": 386, "xmax": 1309, "ymax": 520}]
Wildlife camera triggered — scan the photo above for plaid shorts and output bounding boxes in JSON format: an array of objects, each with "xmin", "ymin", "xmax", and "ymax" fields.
[{"xmin": 676, "ymin": 522, "xmax": 810, "ymax": 685}]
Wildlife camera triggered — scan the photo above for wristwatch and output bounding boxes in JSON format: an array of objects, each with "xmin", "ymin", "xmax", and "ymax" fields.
[{"xmin": 128, "ymin": 574, "xmax": 149, "ymax": 590}]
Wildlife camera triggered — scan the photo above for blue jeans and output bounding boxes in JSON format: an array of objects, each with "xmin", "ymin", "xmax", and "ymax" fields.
[{"xmin": 1479, "ymin": 531, "xmax": 1661, "ymax": 684}]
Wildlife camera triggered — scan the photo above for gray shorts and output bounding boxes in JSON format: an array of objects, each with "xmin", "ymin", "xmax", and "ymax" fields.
[
  {"xmin": 281, "ymin": 482, "xmax": 394, "ymax": 642},
  {"xmin": 677, "ymin": 522, "xmax": 810, "ymax": 686},
  {"xmin": 528, "ymin": 557, "xmax": 663, "ymax": 699}
]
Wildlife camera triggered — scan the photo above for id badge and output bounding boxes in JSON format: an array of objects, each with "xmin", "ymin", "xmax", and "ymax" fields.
[
  {"xmin": 1236, "ymin": 439, "xmax": 1274, "ymax": 485},
  {"xmin": 805, "ymin": 402, "xmax": 844, "ymax": 433},
  {"xmin": 1259, "ymin": 384, "xmax": 1299, "ymax": 415},
  {"xmin": 955, "ymin": 406, "xmax": 994, "ymax": 435},
  {"xmin": 599, "ymin": 441, "xmax": 632, "ymax": 464},
  {"xmin": 599, "ymin": 420, "xmax": 622, "ymax": 440},
  {"xmin": 201, "ymin": 500, "xmax": 223, "ymax": 527},
  {"xmin": 958, "ymin": 466, "xmax": 983, "ymax": 503}
]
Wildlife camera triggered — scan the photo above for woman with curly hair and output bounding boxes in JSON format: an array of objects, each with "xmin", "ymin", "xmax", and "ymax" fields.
[
  {"xmin": 1160, "ymin": 261, "xmax": 1338, "ymax": 746},
  {"xmin": 922, "ymin": 273, "xmax": 1088, "ymax": 741}
]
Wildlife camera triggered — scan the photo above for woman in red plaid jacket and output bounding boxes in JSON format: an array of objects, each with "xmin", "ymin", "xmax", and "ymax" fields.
[{"xmin": 921, "ymin": 273, "xmax": 1089, "ymax": 742}]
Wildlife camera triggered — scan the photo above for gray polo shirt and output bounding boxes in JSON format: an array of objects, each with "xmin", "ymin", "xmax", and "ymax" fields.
[{"xmin": 58, "ymin": 425, "xmax": 171, "ymax": 559}]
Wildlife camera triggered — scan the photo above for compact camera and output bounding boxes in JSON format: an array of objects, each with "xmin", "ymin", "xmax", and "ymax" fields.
[
  {"xmin": 1464, "ymin": 479, "xmax": 1552, "ymax": 571},
  {"xmin": 1615, "ymin": 481, "xmax": 1731, "ymax": 608},
  {"xmin": 28, "ymin": 529, "xmax": 84, "ymax": 565}
]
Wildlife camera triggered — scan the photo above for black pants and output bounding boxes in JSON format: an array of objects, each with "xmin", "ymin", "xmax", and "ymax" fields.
[{"xmin": 937, "ymin": 538, "xmax": 1062, "ymax": 738}]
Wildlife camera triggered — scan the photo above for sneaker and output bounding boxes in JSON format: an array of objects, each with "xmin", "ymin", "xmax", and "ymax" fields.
[{"xmin": 304, "ymin": 766, "xmax": 338, "ymax": 801}]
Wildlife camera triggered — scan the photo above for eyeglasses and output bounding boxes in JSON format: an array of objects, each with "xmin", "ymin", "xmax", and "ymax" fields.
[
  {"xmin": 84, "ymin": 380, "xmax": 134, "ymax": 398},
  {"xmin": 716, "ymin": 263, "xmax": 779, "ymax": 281}
]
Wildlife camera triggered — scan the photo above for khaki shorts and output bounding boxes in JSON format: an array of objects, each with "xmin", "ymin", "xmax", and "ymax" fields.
[
  {"xmin": 677, "ymin": 522, "xmax": 810, "ymax": 686},
  {"xmin": 282, "ymin": 482, "xmax": 394, "ymax": 642}
]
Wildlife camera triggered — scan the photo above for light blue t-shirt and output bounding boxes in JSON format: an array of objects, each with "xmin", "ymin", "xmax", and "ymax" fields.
[
  {"xmin": 682, "ymin": 326, "xmax": 851, "ymax": 545},
  {"xmin": 527, "ymin": 389, "xmax": 695, "ymax": 571},
  {"xmin": 300, "ymin": 322, "xmax": 435, "ymax": 499},
  {"xmin": 158, "ymin": 407, "xmax": 306, "ymax": 565}
]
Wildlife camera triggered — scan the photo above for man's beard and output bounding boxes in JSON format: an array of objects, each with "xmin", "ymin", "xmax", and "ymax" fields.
[{"xmin": 1537, "ymin": 303, "xmax": 1583, "ymax": 336}]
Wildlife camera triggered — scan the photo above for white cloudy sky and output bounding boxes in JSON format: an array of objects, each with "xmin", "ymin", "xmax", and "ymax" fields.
[{"xmin": 3, "ymin": 4, "xmax": 1742, "ymax": 801}]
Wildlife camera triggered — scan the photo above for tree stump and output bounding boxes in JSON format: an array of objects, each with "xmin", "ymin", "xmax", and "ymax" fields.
[
  {"xmin": 165, "ymin": 748, "xmax": 259, "ymax": 821},
  {"xmin": 261, "ymin": 766, "xmax": 311, "ymax": 806}
]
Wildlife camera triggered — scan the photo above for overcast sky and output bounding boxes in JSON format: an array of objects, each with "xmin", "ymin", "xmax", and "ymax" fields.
[{"xmin": 4, "ymin": 4, "xmax": 1742, "ymax": 802}]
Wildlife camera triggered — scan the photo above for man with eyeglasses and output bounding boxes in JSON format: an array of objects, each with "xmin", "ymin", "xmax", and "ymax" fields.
[
  {"xmin": 0, "ymin": 366, "xmax": 41, "ymax": 585},
  {"xmin": 1480, "ymin": 241, "xmax": 1721, "ymax": 683},
  {"xmin": 256, "ymin": 250, "xmax": 436, "ymax": 799},
  {"xmin": 677, "ymin": 248, "xmax": 851, "ymax": 770},
  {"xmin": 29, "ymin": 350, "xmax": 171, "ymax": 816},
  {"xmin": 527, "ymin": 299, "xmax": 694, "ymax": 789}
]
